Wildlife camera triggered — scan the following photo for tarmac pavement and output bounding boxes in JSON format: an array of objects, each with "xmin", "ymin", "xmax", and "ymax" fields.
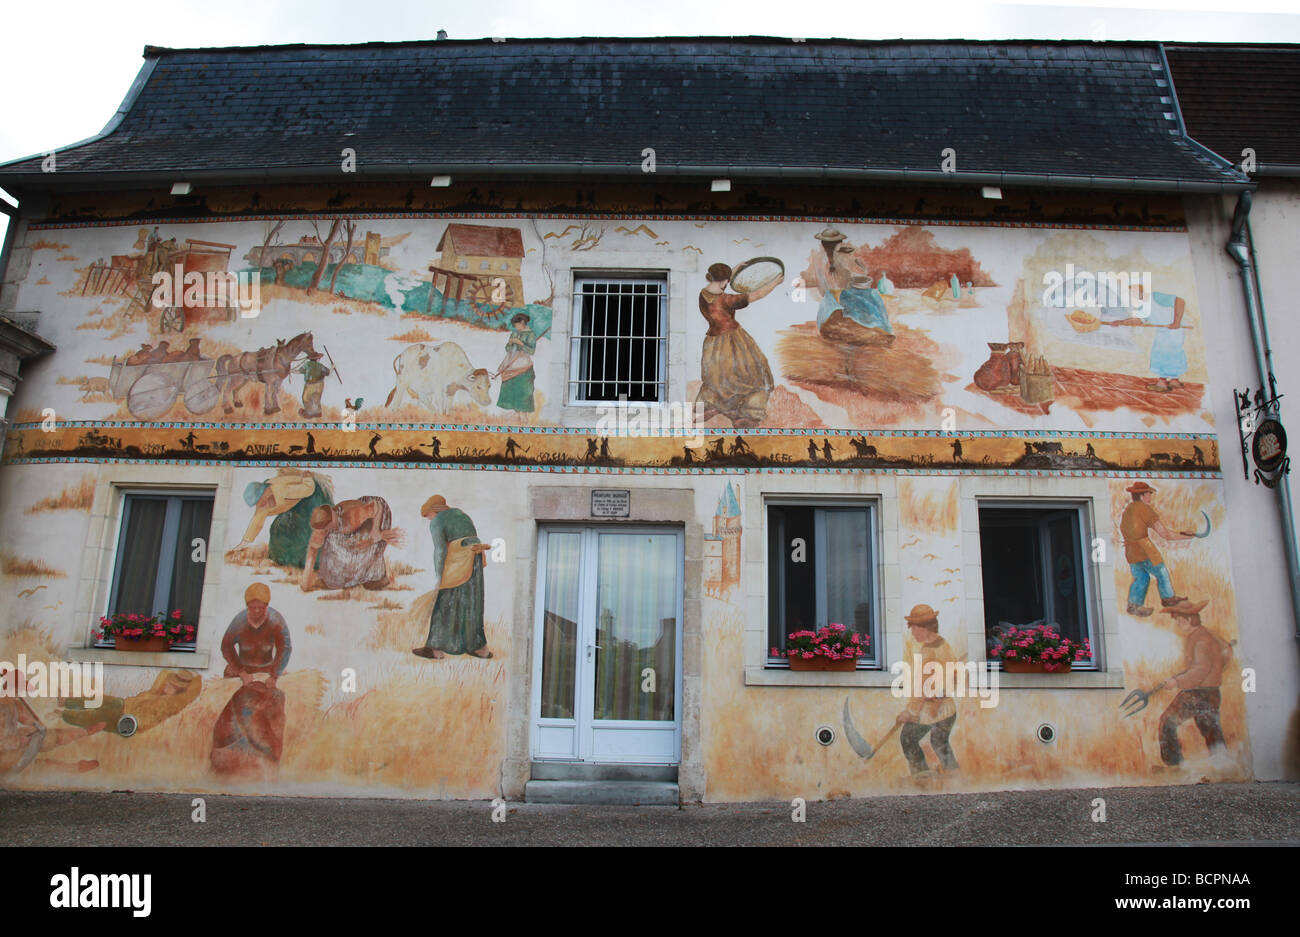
[{"xmin": 3, "ymin": 780, "xmax": 1298, "ymax": 846}]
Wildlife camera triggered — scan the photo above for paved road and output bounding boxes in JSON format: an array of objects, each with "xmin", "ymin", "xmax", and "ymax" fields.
[{"xmin": 3, "ymin": 781, "xmax": 1297, "ymax": 846}]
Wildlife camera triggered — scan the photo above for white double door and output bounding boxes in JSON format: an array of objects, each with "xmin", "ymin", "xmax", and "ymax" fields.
[{"xmin": 531, "ymin": 526, "xmax": 683, "ymax": 764}]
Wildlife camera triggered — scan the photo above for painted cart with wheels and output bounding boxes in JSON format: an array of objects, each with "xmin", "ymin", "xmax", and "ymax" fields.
[{"xmin": 108, "ymin": 357, "xmax": 221, "ymax": 420}]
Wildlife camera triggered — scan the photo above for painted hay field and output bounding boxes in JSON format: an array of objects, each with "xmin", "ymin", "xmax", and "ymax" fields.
[
  {"xmin": 700, "ymin": 592, "xmax": 1249, "ymax": 804},
  {"xmin": 3, "ymin": 609, "xmax": 511, "ymax": 799}
]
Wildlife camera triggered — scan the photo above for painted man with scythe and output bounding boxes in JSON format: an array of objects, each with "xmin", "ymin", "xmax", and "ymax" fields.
[
  {"xmin": 1120, "ymin": 481, "xmax": 1208, "ymax": 618},
  {"xmin": 894, "ymin": 604, "xmax": 961, "ymax": 784}
]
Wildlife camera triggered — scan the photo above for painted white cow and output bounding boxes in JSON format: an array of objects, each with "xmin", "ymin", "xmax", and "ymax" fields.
[{"xmin": 385, "ymin": 342, "xmax": 493, "ymax": 413}]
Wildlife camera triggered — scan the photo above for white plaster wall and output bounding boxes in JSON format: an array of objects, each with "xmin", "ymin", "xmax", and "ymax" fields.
[{"xmin": 1186, "ymin": 186, "xmax": 1300, "ymax": 781}]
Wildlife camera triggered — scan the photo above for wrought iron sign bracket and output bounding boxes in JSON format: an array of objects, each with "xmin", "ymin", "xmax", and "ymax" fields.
[{"xmin": 1235, "ymin": 378, "xmax": 1290, "ymax": 488}]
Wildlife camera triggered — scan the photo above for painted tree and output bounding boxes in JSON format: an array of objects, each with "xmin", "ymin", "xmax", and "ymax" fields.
[
  {"xmin": 272, "ymin": 257, "xmax": 294, "ymax": 285},
  {"xmin": 305, "ymin": 219, "xmax": 342, "ymax": 295},
  {"xmin": 257, "ymin": 220, "xmax": 285, "ymax": 268},
  {"xmin": 328, "ymin": 220, "xmax": 358, "ymax": 294}
]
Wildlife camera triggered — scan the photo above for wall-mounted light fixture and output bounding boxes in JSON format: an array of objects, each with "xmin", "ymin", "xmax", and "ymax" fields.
[
  {"xmin": 430, "ymin": 175, "xmax": 452, "ymax": 187},
  {"xmin": 170, "ymin": 182, "xmax": 192, "ymax": 196},
  {"xmin": 711, "ymin": 179, "xmax": 731, "ymax": 192},
  {"xmin": 981, "ymin": 186, "xmax": 1002, "ymax": 200}
]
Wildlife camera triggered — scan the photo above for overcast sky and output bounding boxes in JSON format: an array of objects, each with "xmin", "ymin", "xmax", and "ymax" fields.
[{"xmin": 1, "ymin": 0, "xmax": 1297, "ymax": 217}]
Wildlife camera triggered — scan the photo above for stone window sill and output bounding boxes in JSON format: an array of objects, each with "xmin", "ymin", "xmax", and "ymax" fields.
[
  {"xmin": 67, "ymin": 647, "xmax": 211, "ymax": 669},
  {"xmin": 746, "ymin": 667, "xmax": 899, "ymax": 687},
  {"xmin": 745, "ymin": 666, "xmax": 1126, "ymax": 689}
]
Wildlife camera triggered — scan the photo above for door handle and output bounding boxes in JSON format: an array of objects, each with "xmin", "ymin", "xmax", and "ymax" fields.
[{"xmin": 586, "ymin": 643, "xmax": 602, "ymax": 663}]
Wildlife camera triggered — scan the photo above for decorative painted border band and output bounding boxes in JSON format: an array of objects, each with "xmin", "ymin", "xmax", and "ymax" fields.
[
  {"xmin": 11, "ymin": 421, "xmax": 1220, "ymax": 441},
  {"xmin": 2, "ymin": 455, "xmax": 1223, "ymax": 480},
  {"xmin": 5, "ymin": 422, "xmax": 1222, "ymax": 477}
]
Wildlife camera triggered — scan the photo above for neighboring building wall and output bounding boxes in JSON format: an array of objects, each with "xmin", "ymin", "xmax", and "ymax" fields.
[{"xmin": 0, "ymin": 207, "xmax": 1260, "ymax": 799}]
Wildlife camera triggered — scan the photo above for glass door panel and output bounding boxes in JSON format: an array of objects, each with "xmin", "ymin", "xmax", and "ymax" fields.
[
  {"xmin": 539, "ymin": 531, "xmax": 582, "ymax": 720},
  {"xmin": 593, "ymin": 532, "xmax": 678, "ymax": 722},
  {"xmin": 818, "ymin": 508, "xmax": 873, "ymax": 641}
]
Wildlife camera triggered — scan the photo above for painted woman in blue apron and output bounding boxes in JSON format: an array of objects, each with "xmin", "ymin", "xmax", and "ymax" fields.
[
  {"xmin": 813, "ymin": 228, "xmax": 894, "ymax": 347},
  {"xmin": 1103, "ymin": 285, "xmax": 1189, "ymax": 392}
]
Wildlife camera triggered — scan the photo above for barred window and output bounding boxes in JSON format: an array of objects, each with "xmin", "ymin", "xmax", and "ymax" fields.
[{"xmin": 569, "ymin": 276, "xmax": 667, "ymax": 403}]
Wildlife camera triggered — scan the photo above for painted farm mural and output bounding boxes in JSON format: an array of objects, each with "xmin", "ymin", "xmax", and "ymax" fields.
[{"xmin": 0, "ymin": 212, "xmax": 1251, "ymax": 800}]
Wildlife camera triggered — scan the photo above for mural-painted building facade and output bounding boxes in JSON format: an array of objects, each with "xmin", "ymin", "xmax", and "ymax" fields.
[{"xmin": 0, "ymin": 37, "xmax": 1295, "ymax": 802}]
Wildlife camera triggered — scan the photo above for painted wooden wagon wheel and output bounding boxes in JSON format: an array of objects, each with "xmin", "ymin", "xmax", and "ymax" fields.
[
  {"xmin": 468, "ymin": 277, "xmax": 514, "ymax": 317},
  {"xmin": 183, "ymin": 368, "xmax": 220, "ymax": 415},
  {"xmin": 160, "ymin": 305, "xmax": 186, "ymax": 332},
  {"xmin": 126, "ymin": 370, "xmax": 181, "ymax": 420}
]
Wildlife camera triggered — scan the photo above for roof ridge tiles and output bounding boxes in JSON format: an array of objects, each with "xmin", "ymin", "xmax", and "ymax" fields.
[{"xmin": 140, "ymin": 35, "xmax": 1169, "ymax": 58}]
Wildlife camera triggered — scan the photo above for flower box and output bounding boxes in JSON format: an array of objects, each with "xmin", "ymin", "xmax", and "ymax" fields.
[
  {"xmin": 97, "ymin": 609, "xmax": 194, "ymax": 651},
  {"xmin": 788, "ymin": 655, "xmax": 858, "ymax": 672},
  {"xmin": 990, "ymin": 622, "xmax": 1089, "ymax": 674},
  {"xmin": 776, "ymin": 623, "xmax": 869, "ymax": 672},
  {"xmin": 113, "ymin": 635, "xmax": 172, "ymax": 653},
  {"xmin": 1001, "ymin": 659, "xmax": 1071, "ymax": 674}
]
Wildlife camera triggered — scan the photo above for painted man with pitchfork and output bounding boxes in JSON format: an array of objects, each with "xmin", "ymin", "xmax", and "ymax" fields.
[
  {"xmin": 1121, "ymin": 599, "xmax": 1233, "ymax": 775},
  {"xmin": 295, "ymin": 346, "xmax": 343, "ymax": 420}
]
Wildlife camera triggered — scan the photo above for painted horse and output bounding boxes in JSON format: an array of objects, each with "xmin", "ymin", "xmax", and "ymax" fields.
[{"xmin": 215, "ymin": 331, "xmax": 318, "ymax": 415}]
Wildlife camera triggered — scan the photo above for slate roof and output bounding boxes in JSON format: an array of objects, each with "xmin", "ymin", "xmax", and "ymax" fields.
[
  {"xmin": 0, "ymin": 37, "xmax": 1248, "ymax": 191},
  {"xmin": 1164, "ymin": 44, "xmax": 1300, "ymax": 175}
]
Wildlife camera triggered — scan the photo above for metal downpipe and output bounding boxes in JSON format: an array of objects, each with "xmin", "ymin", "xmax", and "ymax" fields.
[{"xmin": 1226, "ymin": 191, "xmax": 1300, "ymax": 649}]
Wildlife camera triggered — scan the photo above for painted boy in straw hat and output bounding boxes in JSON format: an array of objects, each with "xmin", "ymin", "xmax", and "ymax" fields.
[
  {"xmin": 1120, "ymin": 481, "xmax": 1194, "ymax": 617},
  {"xmin": 895, "ymin": 604, "xmax": 960, "ymax": 782}
]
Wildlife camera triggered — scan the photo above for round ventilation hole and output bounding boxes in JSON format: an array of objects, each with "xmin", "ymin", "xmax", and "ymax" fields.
[
  {"xmin": 816, "ymin": 725, "xmax": 836, "ymax": 746},
  {"xmin": 1036, "ymin": 722, "xmax": 1057, "ymax": 745}
]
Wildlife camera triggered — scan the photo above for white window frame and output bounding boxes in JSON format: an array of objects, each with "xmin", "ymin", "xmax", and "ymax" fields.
[
  {"xmin": 745, "ymin": 476, "xmax": 901, "ymax": 687},
  {"xmin": 962, "ymin": 477, "xmax": 1124, "ymax": 688},
  {"xmin": 567, "ymin": 273, "xmax": 668, "ymax": 406},
  {"xmin": 765, "ymin": 497, "xmax": 884, "ymax": 670},
  {"xmin": 975, "ymin": 498, "xmax": 1101, "ymax": 671},
  {"xmin": 96, "ymin": 488, "xmax": 215, "ymax": 651}
]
